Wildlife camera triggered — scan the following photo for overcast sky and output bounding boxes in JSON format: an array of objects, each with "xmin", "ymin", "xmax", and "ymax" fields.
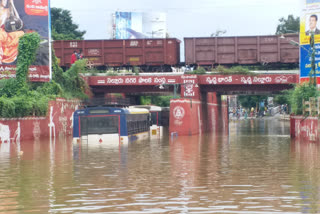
[{"xmin": 50, "ymin": 0, "xmax": 300, "ymax": 40}]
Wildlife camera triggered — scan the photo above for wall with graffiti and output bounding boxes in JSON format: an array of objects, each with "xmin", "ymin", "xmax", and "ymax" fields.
[
  {"xmin": 0, "ymin": 98, "xmax": 80, "ymax": 143},
  {"xmin": 290, "ymin": 116, "xmax": 320, "ymax": 142}
]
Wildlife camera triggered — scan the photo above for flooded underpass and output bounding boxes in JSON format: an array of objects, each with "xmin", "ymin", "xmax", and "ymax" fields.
[{"xmin": 0, "ymin": 118, "xmax": 320, "ymax": 213}]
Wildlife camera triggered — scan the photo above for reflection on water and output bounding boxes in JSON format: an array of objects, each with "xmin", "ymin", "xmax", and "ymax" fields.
[{"xmin": 0, "ymin": 119, "xmax": 320, "ymax": 213}]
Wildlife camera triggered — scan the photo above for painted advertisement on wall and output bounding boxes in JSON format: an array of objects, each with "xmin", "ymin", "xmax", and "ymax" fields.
[
  {"xmin": 115, "ymin": 12, "xmax": 166, "ymax": 39},
  {"xmin": 300, "ymin": 0, "xmax": 320, "ymax": 82},
  {"xmin": 0, "ymin": 0, "xmax": 51, "ymax": 82}
]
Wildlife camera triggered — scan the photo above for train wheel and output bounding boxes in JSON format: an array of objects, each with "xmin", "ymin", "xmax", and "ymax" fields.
[{"xmin": 86, "ymin": 60, "xmax": 94, "ymax": 69}]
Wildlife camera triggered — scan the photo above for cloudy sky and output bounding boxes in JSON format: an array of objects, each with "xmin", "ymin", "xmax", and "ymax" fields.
[{"xmin": 50, "ymin": 0, "xmax": 300, "ymax": 40}]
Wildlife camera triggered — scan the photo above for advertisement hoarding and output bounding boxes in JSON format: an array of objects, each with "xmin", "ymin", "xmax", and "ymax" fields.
[
  {"xmin": 0, "ymin": 0, "xmax": 51, "ymax": 82},
  {"xmin": 115, "ymin": 12, "xmax": 166, "ymax": 39},
  {"xmin": 300, "ymin": 0, "xmax": 320, "ymax": 83}
]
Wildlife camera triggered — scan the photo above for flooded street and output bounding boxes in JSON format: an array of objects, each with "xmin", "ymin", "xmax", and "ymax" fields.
[{"xmin": 1, "ymin": 118, "xmax": 320, "ymax": 213}]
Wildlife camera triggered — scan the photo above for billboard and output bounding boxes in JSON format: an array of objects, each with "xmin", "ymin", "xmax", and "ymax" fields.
[
  {"xmin": 300, "ymin": 0, "xmax": 320, "ymax": 83},
  {"xmin": 0, "ymin": 0, "xmax": 51, "ymax": 82},
  {"xmin": 114, "ymin": 12, "xmax": 166, "ymax": 39}
]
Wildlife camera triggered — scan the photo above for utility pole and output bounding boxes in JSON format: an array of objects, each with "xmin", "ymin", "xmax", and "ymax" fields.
[{"xmin": 310, "ymin": 31, "xmax": 317, "ymax": 86}]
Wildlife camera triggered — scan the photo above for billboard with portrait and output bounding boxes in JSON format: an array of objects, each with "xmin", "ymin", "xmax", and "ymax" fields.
[
  {"xmin": 115, "ymin": 12, "xmax": 166, "ymax": 39},
  {"xmin": 300, "ymin": 0, "xmax": 320, "ymax": 82},
  {"xmin": 0, "ymin": 0, "xmax": 51, "ymax": 82}
]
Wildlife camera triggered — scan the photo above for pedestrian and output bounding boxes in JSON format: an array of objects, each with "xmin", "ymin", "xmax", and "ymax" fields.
[
  {"xmin": 77, "ymin": 49, "xmax": 83, "ymax": 59},
  {"xmin": 284, "ymin": 104, "xmax": 287, "ymax": 114},
  {"xmin": 250, "ymin": 107, "xmax": 254, "ymax": 117},
  {"xmin": 71, "ymin": 50, "xmax": 77, "ymax": 64}
]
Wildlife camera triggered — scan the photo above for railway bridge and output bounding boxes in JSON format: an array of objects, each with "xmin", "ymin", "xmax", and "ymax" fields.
[{"xmin": 84, "ymin": 72, "xmax": 299, "ymax": 136}]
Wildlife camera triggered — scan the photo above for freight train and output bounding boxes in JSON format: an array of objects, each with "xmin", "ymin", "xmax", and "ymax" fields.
[{"xmin": 53, "ymin": 33, "xmax": 299, "ymax": 72}]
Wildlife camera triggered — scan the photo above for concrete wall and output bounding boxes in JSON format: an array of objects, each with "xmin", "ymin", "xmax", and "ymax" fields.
[
  {"xmin": 290, "ymin": 116, "xmax": 320, "ymax": 142},
  {"xmin": 0, "ymin": 99, "xmax": 80, "ymax": 143}
]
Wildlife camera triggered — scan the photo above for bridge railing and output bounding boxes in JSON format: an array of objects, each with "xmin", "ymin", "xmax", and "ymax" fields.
[{"xmin": 303, "ymin": 97, "xmax": 320, "ymax": 116}]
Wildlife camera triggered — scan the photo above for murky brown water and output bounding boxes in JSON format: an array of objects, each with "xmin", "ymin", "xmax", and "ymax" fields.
[{"xmin": 0, "ymin": 118, "xmax": 320, "ymax": 213}]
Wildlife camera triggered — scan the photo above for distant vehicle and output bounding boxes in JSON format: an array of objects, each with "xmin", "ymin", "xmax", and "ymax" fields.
[
  {"xmin": 130, "ymin": 105, "xmax": 170, "ymax": 138},
  {"xmin": 54, "ymin": 34, "xmax": 299, "ymax": 71},
  {"xmin": 73, "ymin": 106, "xmax": 150, "ymax": 146}
]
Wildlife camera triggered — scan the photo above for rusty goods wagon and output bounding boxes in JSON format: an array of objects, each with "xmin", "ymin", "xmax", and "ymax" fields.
[
  {"xmin": 53, "ymin": 38, "xmax": 181, "ymax": 71},
  {"xmin": 184, "ymin": 34, "xmax": 299, "ymax": 67}
]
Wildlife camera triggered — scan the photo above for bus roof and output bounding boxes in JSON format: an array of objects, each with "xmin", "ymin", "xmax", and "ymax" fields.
[
  {"xmin": 126, "ymin": 107, "xmax": 150, "ymax": 114},
  {"xmin": 129, "ymin": 105, "xmax": 162, "ymax": 112}
]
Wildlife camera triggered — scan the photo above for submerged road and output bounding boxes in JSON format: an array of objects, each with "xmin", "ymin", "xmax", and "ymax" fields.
[{"xmin": 0, "ymin": 118, "xmax": 318, "ymax": 213}]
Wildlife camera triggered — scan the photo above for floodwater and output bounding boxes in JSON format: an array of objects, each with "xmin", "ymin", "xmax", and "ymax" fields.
[{"xmin": 1, "ymin": 118, "xmax": 320, "ymax": 214}]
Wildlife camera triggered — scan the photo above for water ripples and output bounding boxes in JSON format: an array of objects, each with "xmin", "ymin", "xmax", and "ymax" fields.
[{"xmin": 0, "ymin": 120, "xmax": 320, "ymax": 213}]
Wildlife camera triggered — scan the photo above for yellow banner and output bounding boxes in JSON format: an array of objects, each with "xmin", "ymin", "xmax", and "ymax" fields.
[{"xmin": 301, "ymin": 0, "xmax": 320, "ymax": 45}]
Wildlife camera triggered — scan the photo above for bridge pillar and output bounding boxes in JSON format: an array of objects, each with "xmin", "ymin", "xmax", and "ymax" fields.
[
  {"xmin": 169, "ymin": 99, "xmax": 204, "ymax": 136},
  {"xmin": 169, "ymin": 92, "xmax": 229, "ymax": 136},
  {"xmin": 206, "ymin": 92, "xmax": 229, "ymax": 134}
]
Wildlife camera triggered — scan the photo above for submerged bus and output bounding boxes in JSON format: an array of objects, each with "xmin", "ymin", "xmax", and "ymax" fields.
[
  {"xmin": 73, "ymin": 106, "xmax": 150, "ymax": 146},
  {"xmin": 130, "ymin": 105, "xmax": 169, "ymax": 138}
]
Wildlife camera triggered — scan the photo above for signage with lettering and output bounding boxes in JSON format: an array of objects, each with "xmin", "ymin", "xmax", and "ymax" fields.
[
  {"xmin": 0, "ymin": 0, "xmax": 51, "ymax": 82},
  {"xmin": 300, "ymin": 0, "xmax": 320, "ymax": 82}
]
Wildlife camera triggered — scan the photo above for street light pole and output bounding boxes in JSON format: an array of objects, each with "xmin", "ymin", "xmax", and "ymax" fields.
[
  {"xmin": 280, "ymin": 33, "xmax": 317, "ymax": 86},
  {"xmin": 159, "ymin": 83, "xmax": 179, "ymax": 99},
  {"xmin": 173, "ymin": 84, "xmax": 178, "ymax": 99}
]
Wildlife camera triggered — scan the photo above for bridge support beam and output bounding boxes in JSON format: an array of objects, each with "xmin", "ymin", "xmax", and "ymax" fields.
[
  {"xmin": 206, "ymin": 92, "xmax": 229, "ymax": 134},
  {"xmin": 169, "ymin": 92, "xmax": 229, "ymax": 136}
]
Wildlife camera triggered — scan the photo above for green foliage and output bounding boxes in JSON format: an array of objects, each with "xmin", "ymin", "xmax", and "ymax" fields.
[
  {"xmin": 0, "ymin": 78, "xmax": 19, "ymax": 98},
  {"xmin": 16, "ymin": 33, "xmax": 40, "ymax": 87},
  {"xmin": 287, "ymin": 83, "xmax": 319, "ymax": 115},
  {"xmin": 274, "ymin": 93, "xmax": 289, "ymax": 105},
  {"xmin": 10, "ymin": 96, "xmax": 33, "ymax": 117},
  {"xmin": 276, "ymin": 15, "xmax": 300, "ymax": 35},
  {"xmin": 238, "ymin": 95, "xmax": 268, "ymax": 108},
  {"xmin": 52, "ymin": 52, "xmax": 88, "ymax": 99},
  {"xmin": 229, "ymin": 66, "xmax": 250, "ymax": 73},
  {"xmin": 51, "ymin": 8, "xmax": 86, "ymax": 40},
  {"xmin": 55, "ymin": 59, "xmax": 88, "ymax": 99},
  {"xmin": 193, "ymin": 67, "xmax": 206, "ymax": 74},
  {"xmin": 212, "ymin": 65, "xmax": 254, "ymax": 75},
  {"xmin": 140, "ymin": 96, "xmax": 175, "ymax": 107},
  {"xmin": 36, "ymin": 81, "xmax": 63, "ymax": 97},
  {"xmin": 0, "ymin": 93, "xmax": 49, "ymax": 118},
  {"xmin": 133, "ymin": 66, "xmax": 140, "ymax": 75},
  {"xmin": 0, "ymin": 98, "xmax": 15, "ymax": 118},
  {"xmin": 52, "ymin": 48, "xmax": 64, "ymax": 83}
]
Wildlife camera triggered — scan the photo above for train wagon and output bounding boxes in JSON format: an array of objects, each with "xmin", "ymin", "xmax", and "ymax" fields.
[
  {"xmin": 184, "ymin": 34, "xmax": 299, "ymax": 68},
  {"xmin": 53, "ymin": 38, "xmax": 181, "ymax": 72}
]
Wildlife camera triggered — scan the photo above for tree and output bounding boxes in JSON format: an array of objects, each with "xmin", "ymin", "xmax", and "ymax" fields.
[
  {"xmin": 238, "ymin": 95, "xmax": 267, "ymax": 109},
  {"xmin": 51, "ymin": 8, "xmax": 86, "ymax": 40},
  {"xmin": 276, "ymin": 15, "xmax": 300, "ymax": 35}
]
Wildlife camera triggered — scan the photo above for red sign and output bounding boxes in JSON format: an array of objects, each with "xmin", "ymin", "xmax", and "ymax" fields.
[
  {"xmin": 25, "ymin": 0, "xmax": 49, "ymax": 16},
  {"xmin": 0, "ymin": 65, "xmax": 50, "ymax": 82},
  {"xmin": 89, "ymin": 74, "xmax": 299, "ymax": 87},
  {"xmin": 199, "ymin": 75, "xmax": 299, "ymax": 85},
  {"xmin": 89, "ymin": 76, "xmax": 181, "ymax": 86}
]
